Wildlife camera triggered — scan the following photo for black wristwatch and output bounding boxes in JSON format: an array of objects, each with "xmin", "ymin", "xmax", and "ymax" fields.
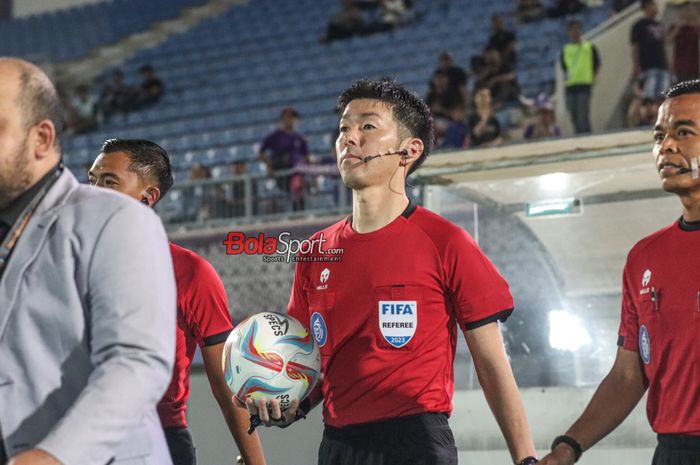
[
  {"xmin": 551, "ymin": 435, "xmax": 583, "ymax": 462},
  {"xmin": 516, "ymin": 456, "xmax": 538, "ymax": 465}
]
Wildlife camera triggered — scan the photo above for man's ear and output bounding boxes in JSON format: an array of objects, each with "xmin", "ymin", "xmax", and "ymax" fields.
[
  {"xmin": 33, "ymin": 119, "xmax": 57, "ymax": 161},
  {"xmin": 141, "ymin": 186, "xmax": 161, "ymax": 207},
  {"xmin": 400, "ymin": 137, "xmax": 424, "ymax": 167}
]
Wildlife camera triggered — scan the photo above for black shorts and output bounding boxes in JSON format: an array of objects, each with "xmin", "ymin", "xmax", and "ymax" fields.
[
  {"xmin": 164, "ymin": 426, "xmax": 197, "ymax": 465},
  {"xmin": 318, "ymin": 413, "xmax": 458, "ymax": 465},
  {"xmin": 652, "ymin": 435, "xmax": 700, "ymax": 465}
]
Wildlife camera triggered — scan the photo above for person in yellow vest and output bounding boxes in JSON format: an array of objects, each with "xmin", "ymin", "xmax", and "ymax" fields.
[{"xmin": 561, "ymin": 20, "xmax": 600, "ymax": 134}]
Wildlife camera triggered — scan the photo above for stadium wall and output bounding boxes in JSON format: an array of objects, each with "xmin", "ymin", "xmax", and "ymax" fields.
[{"xmin": 187, "ymin": 375, "xmax": 654, "ymax": 465}]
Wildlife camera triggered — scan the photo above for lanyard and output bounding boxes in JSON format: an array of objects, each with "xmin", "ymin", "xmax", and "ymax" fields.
[{"xmin": 0, "ymin": 167, "xmax": 62, "ymax": 273}]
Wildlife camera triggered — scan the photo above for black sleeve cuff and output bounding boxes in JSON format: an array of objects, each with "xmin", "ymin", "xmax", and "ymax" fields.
[
  {"xmin": 203, "ymin": 329, "xmax": 232, "ymax": 347},
  {"xmin": 464, "ymin": 308, "xmax": 514, "ymax": 331},
  {"xmin": 617, "ymin": 335, "xmax": 625, "ymax": 347}
]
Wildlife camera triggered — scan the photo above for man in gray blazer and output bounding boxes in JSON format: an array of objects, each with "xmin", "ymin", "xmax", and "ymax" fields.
[{"xmin": 0, "ymin": 58, "xmax": 177, "ymax": 465}]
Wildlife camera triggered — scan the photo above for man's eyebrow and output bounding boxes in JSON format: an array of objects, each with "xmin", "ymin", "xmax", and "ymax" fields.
[
  {"xmin": 340, "ymin": 112, "xmax": 382, "ymax": 120},
  {"xmin": 89, "ymin": 171, "xmax": 119, "ymax": 180},
  {"xmin": 654, "ymin": 120, "xmax": 699, "ymax": 132},
  {"xmin": 672, "ymin": 119, "xmax": 698, "ymax": 128}
]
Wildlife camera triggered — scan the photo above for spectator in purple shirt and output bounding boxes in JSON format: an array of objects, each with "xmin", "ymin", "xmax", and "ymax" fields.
[{"xmin": 258, "ymin": 106, "xmax": 310, "ymax": 210}]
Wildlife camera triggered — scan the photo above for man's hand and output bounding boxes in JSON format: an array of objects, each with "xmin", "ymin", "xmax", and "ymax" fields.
[
  {"xmin": 241, "ymin": 396, "xmax": 301, "ymax": 432},
  {"xmin": 538, "ymin": 443, "xmax": 577, "ymax": 465},
  {"xmin": 8, "ymin": 449, "xmax": 62, "ymax": 465}
]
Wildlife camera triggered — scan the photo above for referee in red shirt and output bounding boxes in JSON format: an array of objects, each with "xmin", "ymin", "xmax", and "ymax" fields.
[
  {"xmin": 246, "ymin": 79, "xmax": 537, "ymax": 465},
  {"xmin": 540, "ymin": 81, "xmax": 700, "ymax": 465},
  {"xmin": 88, "ymin": 139, "xmax": 266, "ymax": 465}
]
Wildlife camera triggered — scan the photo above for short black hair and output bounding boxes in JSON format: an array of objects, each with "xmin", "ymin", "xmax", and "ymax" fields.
[
  {"xmin": 139, "ymin": 64, "xmax": 154, "ymax": 74},
  {"xmin": 99, "ymin": 139, "xmax": 174, "ymax": 202},
  {"xmin": 640, "ymin": 0, "xmax": 654, "ymax": 8},
  {"xmin": 665, "ymin": 79, "xmax": 700, "ymax": 99},
  {"xmin": 567, "ymin": 19, "xmax": 582, "ymax": 29},
  {"xmin": 18, "ymin": 66, "xmax": 64, "ymax": 149},
  {"xmin": 337, "ymin": 78, "xmax": 434, "ymax": 175}
]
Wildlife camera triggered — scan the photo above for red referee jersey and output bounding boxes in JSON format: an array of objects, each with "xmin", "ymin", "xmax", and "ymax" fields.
[
  {"xmin": 288, "ymin": 202, "xmax": 514, "ymax": 428},
  {"xmin": 618, "ymin": 220, "xmax": 700, "ymax": 435},
  {"xmin": 158, "ymin": 243, "xmax": 233, "ymax": 428}
]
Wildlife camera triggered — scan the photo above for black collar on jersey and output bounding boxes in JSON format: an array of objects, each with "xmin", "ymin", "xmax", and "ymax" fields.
[
  {"xmin": 679, "ymin": 216, "xmax": 700, "ymax": 231},
  {"xmin": 346, "ymin": 198, "xmax": 416, "ymax": 224}
]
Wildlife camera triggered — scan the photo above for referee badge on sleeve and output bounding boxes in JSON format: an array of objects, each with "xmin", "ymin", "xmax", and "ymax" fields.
[
  {"xmin": 378, "ymin": 301, "xmax": 417, "ymax": 348},
  {"xmin": 639, "ymin": 325, "xmax": 651, "ymax": 365}
]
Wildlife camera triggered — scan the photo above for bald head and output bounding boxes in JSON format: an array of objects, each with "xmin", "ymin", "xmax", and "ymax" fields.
[
  {"xmin": 0, "ymin": 57, "xmax": 63, "ymax": 149},
  {"xmin": 0, "ymin": 58, "xmax": 63, "ymax": 208}
]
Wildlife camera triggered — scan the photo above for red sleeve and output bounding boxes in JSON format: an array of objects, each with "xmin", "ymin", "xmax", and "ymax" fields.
[
  {"xmin": 618, "ymin": 262, "xmax": 639, "ymax": 352},
  {"xmin": 181, "ymin": 255, "xmax": 233, "ymax": 347},
  {"xmin": 287, "ymin": 261, "xmax": 309, "ymax": 328},
  {"xmin": 442, "ymin": 229, "xmax": 514, "ymax": 331}
]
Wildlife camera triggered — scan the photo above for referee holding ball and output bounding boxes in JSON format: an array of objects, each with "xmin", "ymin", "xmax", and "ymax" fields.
[{"xmin": 246, "ymin": 79, "xmax": 537, "ymax": 465}]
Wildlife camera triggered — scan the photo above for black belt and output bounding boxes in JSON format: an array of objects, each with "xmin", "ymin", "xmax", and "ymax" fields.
[{"xmin": 658, "ymin": 434, "xmax": 700, "ymax": 451}]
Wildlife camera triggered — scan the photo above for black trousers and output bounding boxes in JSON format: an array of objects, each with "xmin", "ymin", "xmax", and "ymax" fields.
[
  {"xmin": 164, "ymin": 426, "xmax": 197, "ymax": 465},
  {"xmin": 318, "ymin": 413, "xmax": 458, "ymax": 465},
  {"xmin": 653, "ymin": 435, "xmax": 700, "ymax": 465}
]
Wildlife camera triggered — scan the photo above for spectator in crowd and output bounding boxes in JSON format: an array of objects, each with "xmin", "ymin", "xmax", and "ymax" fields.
[
  {"xmin": 188, "ymin": 163, "xmax": 211, "ymax": 181},
  {"xmin": 668, "ymin": 2, "xmax": 700, "ymax": 83},
  {"xmin": 258, "ymin": 106, "xmax": 310, "ymax": 211},
  {"xmin": 517, "ymin": 0, "xmax": 545, "ymax": 23},
  {"xmin": 523, "ymin": 94, "xmax": 561, "ymax": 140},
  {"xmin": 138, "ymin": 64, "xmax": 164, "ymax": 107},
  {"xmin": 99, "ymin": 69, "xmax": 138, "ymax": 117},
  {"xmin": 561, "ymin": 19, "xmax": 600, "ymax": 134},
  {"xmin": 469, "ymin": 54, "xmax": 488, "ymax": 93},
  {"xmin": 468, "ymin": 86, "xmax": 503, "ymax": 148},
  {"xmin": 68, "ymin": 84, "xmax": 99, "ymax": 134},
  {"xmin": 379, "ymin": 0, "xmax": 415, "ymax": 29},
  {"xmin": 631, "ymin": 0, "xmax": 670, "ymax": 101},
  {"xmin": 426, "ymin": 70, "xmax": 467, "ymax": 141},
  {"xmin": 476, "ymin": 46, "xmax": 520, "ymax": 108},
  {"xmin": 433, "ymin": 51, "xmax": 469, "ymax": 92},
  {"xmin": 613, "ymin": 0, "xmax": 636, "ymax": 12},
  {"xmin": 355, "ymin": 0, "xmax": 379, "ymax": 9},
  {"xmin": 204, "ymin": 185, "xmax": 236, "ymax": 220},
  {"xmin": 548, "ymin": 0, "xmax": 586, "ymax": 18},
  {"xmin": 441, "ymin": 106, "xmax": 470, "ymax": 149},
  {"xmin": 487, "ymin": 14, "xmax": 517, "ymax": 65},
  {"xmin": 322, "ymin": 0, "xmax": 366, "ymax": 42},
  {"xmin": 627, "ymin": 78, "xmax": 660, "ymax": 128}
]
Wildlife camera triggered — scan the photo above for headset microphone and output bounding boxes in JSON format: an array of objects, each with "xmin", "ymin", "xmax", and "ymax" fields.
[{"xmin": 362, "ymin": 149, "xmax": 409, "ymax": 163}]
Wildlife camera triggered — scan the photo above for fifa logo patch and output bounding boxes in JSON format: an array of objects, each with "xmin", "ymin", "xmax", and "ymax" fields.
[
  {"xmin": 639, "ymin": 325, "xmax": 651, "ymax": 365},
  {"xmin": 378, "ymin": 300, "xmax": 417, "ymax": 348}
]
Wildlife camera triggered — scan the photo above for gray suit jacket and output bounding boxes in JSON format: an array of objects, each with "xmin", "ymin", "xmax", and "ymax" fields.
[{"xmin": 0, "ymin": 169, "xmax": 176, "ymax": 465}]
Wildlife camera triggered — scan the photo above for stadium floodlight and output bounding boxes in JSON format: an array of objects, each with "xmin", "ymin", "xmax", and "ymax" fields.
[{"xmin": 548, "ymin": 310, "xmax": 591, "ymax": 352}]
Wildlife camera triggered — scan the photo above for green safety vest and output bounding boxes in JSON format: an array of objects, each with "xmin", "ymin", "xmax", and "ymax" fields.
[{"xmin": 563, "ymin": 41, "xmax": 595, "ymax": 86}]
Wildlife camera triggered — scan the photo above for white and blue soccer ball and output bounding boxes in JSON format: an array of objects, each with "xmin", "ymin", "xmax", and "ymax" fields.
[{"xmin": 222, "ymin": 312, "xmax": 321, "ymax": 410}]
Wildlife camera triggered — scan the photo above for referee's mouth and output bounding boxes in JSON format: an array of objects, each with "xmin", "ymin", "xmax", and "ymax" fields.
[{"xmin": 657, "ymin": 160, "xmax": 691, "ymax": 177}]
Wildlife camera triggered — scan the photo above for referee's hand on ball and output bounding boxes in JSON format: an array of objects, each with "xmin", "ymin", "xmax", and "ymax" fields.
[{"xmin": 242, "ymin": 396, "xmax": 301, "ymax": 431}]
